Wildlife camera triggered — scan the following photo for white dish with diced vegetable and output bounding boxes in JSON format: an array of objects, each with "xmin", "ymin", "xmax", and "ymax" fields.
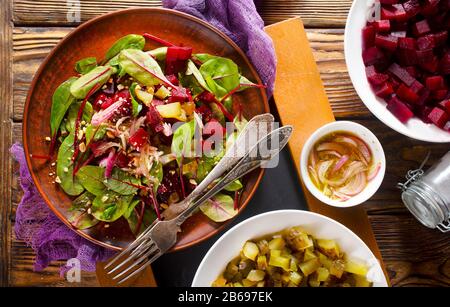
[{"xmin": 192, "ymin": 210, "xmax": 388, "ymax": 287}]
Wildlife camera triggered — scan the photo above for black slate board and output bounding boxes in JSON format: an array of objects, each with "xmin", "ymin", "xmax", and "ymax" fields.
[{"xmin": 152, "ymin": 148, "xmax": 309, "ymax": 287}]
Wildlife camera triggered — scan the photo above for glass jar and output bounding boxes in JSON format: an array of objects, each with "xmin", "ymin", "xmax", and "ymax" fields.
[{"xmin": 400, "ymin": 151, "xmax": 450, "ymax": 232}]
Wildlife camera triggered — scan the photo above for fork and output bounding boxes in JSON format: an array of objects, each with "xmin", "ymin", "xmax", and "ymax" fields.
[
  {"xmin": 105, "ymin": 125, "xmax": 293, "ymax": 284},
  {"xmin": 104, "ymin": 113, "xmax": 274, "ymax": 270}
]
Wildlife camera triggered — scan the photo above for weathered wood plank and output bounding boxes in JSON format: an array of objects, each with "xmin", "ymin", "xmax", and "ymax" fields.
[
  {"xmin": 10, "ymin": 123, "xmax": 100, "ymax": 286},
  {"xmin": 11, "ymin": 27, "xmax": 367, "ymax": 121},
  {"xmin": 12, "ymin": 0, "xmax": 351, "ymax": 28},
  {"xmin": 0, "ymin": 0, "xmax": 13, "ymax": 287}
]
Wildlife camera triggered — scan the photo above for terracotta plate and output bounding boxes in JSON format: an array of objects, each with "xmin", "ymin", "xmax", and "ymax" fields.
[{"xmin": 23, "ymin": 8, "xmax": 269, "ymax": 251}]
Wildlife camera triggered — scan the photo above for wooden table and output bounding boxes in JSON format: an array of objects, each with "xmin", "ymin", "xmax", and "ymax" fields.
[{"xmin": 1, "ymin": 0, "xmax": 449, "ymax": 287}]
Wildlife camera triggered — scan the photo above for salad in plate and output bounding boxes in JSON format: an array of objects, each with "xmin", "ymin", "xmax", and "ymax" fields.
[{"xmin": 43, "ymin": 33, "xmax": 264, "ymax": 236}]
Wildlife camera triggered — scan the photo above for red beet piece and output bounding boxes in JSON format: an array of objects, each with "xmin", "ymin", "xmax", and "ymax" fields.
[
  {"xmin": 375, "ymin": 82, "xmax": 394, "ymax": 98},
  {"xmin": 94, "ymin": 94, "xmax": 112, "ymax": 110},
  {"xmin": 419, "ymin": 55, "xmax": 439, "ymax": 73},
  {"xmin": 375, "ymin": 20, "xmax": 391, "ymax": 32},
  {"xmin": 196, "ymin": 104, "xmax": 213, "ymax": 123},
  {"xmin": 391, "ymin": 31, "xmax": 407, "ymax": 38},
  {"xmin": 115, "ymin": 151, "xmax": 130, "ymax": 168},
  {"xmin": 410, "ymin": 80, "xmax": 424, "ymax": 93},
  {"xmin": 432, "ymin": 89, "xmax": 448, "ymax": 100},
  {"xmin": 416, "ymin": 105, "xmax": 433, "ymax": 123},
  {"xmin": 403, "ymin": 0, "xmax": 420, "ymax": 18},
  {"xmin": 416, "ymin": 88, "xmax": 431, "ymax": 106},
  {"xmin": 439, "ymin": 99, "xmax": 450, "ymax": 113},
  {"xmin": 388, "ymin": 63, "xmax": 416, "ymax": 86},
  {"xmin": 362, "ymin": 47, "xmax": 387, "ymax": 67},
  {"xmin": 166, "ymin": 74, "xmax": 179, "ymax": 86},
  {"xmin": 398, "ymin": 37, "xmax": 416, "ymax": 49},
  {"xmin": 426, "ymin": 76, "xmax": 445, "ymax": 90},
  {"xmin": 387, "ymin": 96, "xmax": 414, "ymax": 123},
  {"xmin": 375, "ymin": 34, "xmax": 398, "ymax": 51},
  {"xmin": 381, "ymin": 4, "xmax": 407, "ymax": 21},
  {"xmin": 434, "ymin": 31, "xmax": 448, "ymax": 46},
  {"xmin": 366, "ymin": 66, "xmax": 389, "ymax": 86},
  {"xmin": 168, "ymin": 86, "xmax": 190, "ymax": 103},
  {"xmin": 440, "ymin": 52, "xmax": 450, "ymax": 75},
  {"xmin": 416, "ymin": 35, "xmax": 435, "ymax": 50},
  {"xmin": 422, "ymin": 0, "xmax": 440, "ymax": 16},
  {"xmin": 128, "ymin": 128, "xmax": 149, "ymax": 150},
  {"xmin": 146, "ymin": 106, "xmax": 165, "ymax": 133},
  {"xmin": 405, "ymin": 66, "xmax": 419, "ymax": 78},
  {"xmin": 396, "ymin": 84, "xmax": 419, "ymax": 104},
  {"xmin": 428, "ymin": 107, "xmax": 450, "ymax": 128},
  {"xmin": 165, "ymin": 46, "xmax": 193, "ymax": 75},
  {"xmin": 197, "ymin": 91, "xmax": 217, "ymax": 103},
  {"xmin": 412, "ymin": 20, "xmax": 431, "ymax": 37},
  {"xmin": 362, "ymin": 25, "xmax": 376, "ymax": 49}
]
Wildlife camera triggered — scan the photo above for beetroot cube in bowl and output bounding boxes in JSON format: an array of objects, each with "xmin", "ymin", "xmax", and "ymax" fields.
[
  {"xmin": 387, "ymin": 96, "xmax": 414, "ymax": 123},
  {"xmin": 426, "ymin": 76, "xmax": 445, "ymax": 90},
  {"xmin": 428, "ymin": 107, "xmax": 450, "ymax": 128}
]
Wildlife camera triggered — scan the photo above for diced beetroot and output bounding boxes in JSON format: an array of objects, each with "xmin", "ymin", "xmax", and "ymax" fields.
[
  {"xmin": 419, "ymin": 56, "xmax": 439, "ymax": 73},
  {"xmin": 405, "ymin": 66, "xmax": 419, "ymax": 78},
  {"xmin": 391, "ymin": 31, "xmax": 407, "ymax": 38},
  {"xmin": 426, "ymin": 76, "xmax": 445, "ymax": 90},
  {"xmin": 196, "ymin": 104, "xmax": 213, "ymax": 123},
  {"xmin": 375, "ymin": 20, "xmax": 391, "ymax": 32},
  {"xmin": 416, "ymin": 105, "xmax": 433, "ymax": 123},
  {"xmin": 381, "ymin": 4, "xmax": 407, "ymax": 22},
  {"xmin": 410, "ymin": 80, "xmax": 424, "ymax": 93},
  {"xmin": 412, "ymin": 20, "xmax": 431, "ymax": 37},
  {"xmin": 362, "ymin": 46, "xmax": 386, "ymax": 66},
  {"xmin": 440, "ymin": 52, "xmax": 450, "ymax": 75},
  {"xmin": 388, "ymin": 63, "xmax": 416, "ymax": 86},
  {"xmin": 115, "ymin": 151, "xmax": 130, "ymax": 168},
  {"xmin": 416, "ymin": 88, "xmax": 431, "ymax": 106},
  {"xmin": 444, "ymin": 121, "xmax": 450, "ymax": 132},
  {"xmin": 375, "ymin": 34, "xmax": 398, "ymax": 51},
  {"xmin": 396, "ymin": 49, "xmax": 418, "ymax": 66},
  {"xmin": 165, "ymin": 46, "xmax": 193, "ymax": 75},
  {"xmin": 439, "ymin": 99, "xmax": 450, "ymax": 113},
  {"xmin": 362, "ymin": 25, "xmax": 376, "ymax": 49},
  {"xmin": 128, "ymin": 128, "xmax": 149, "ymax": 150},
  {"xmin": 398, "ymin": 37, "xmax": 416, "ymax": 49},
  {"xmin": 166, "ymin": 74, "xmax": 179, "ymax": 86},
  {"xmin": 111, "ymin": 90, "xmax": 132, "ymax": 120},
  {"xmin": 403, "ymin": 0, "xmax": 420, "ymax": 18},
  {"xmin": 432, "ymin": 89, "xmax": 448, "ymax": 100},
  {"xmin": 197, "ymin": 91, "xmax": 217, "ymax": 103},
  {"xmin": 94, "ymin": 94, "xmax": 113, "ymax": 110},
  {"xmin": 375, "ymin": 82, "xmax": 394, "ymax": 98},
  {"xmin": 366, "ymin": 66, "xmax": 389, "ymax": 86},
  {"xmin": 168, "ymin": 86, "xmax": 190, "ymax": 103},
  {"xmin": 389, "ymin": 78, "xmax": 401, "ymax": 91},
  {"xmin": 434, "ymin": 31, "xmax": 448, "ymax": 46},
  {"xmin": 387, "ymin": 96, "xmax": 414, "ymax": 123},
  {"xmin": 416, "ymin": 35, "xmax": 435, "ymax": 50},
  {"xmin": 428, "ymin": 107, "xmax": 450, "ymax": 128},
  {"xmin": 146, "ymin": 106, "xmax": 164, "ymax": 133},
  {"xmin": 422, "ymin": 0, "xmax": 440, "ymax": 16},
  {"xmin": 415, "ymin": 49, "xmax": 434, "ymax": 63},
  {"xmin": 379, "ymin": 0, "xmax": 399, "ymax": 4},
  {"xmin": 396, "ymin": 84, "xmax": 419, "ymax": 103}
]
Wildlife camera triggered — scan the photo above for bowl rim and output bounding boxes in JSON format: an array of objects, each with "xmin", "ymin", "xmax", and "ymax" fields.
[
  {"xmin": 22, "ymin": 7, "xmax": 269, "ymax": 252},
  {"xmin": 300, "ymin": 121, "xmax": 386, "ymax": 208},
  {"xmin": 192, "ymin": 209, "xmax": 388, "ymax": 286},
  {"xmin": 344, "ymin": 0, "xmax": 450, "ymax": 143}
]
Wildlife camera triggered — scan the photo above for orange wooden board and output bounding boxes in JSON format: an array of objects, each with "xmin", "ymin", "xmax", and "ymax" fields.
[{"xmin": 265, "ymin": 18, "xmax": 389, "ymax": 283}]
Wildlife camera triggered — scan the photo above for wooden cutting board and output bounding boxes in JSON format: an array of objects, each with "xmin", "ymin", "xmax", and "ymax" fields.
[{"xmin": 265, "ymin": 18, "xmax": 390, "ymax": 283}]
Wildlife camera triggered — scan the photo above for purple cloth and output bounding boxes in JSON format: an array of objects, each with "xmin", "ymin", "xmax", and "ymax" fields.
[
  {"xmin": 11, "ymin": 144, "xmax": 114, "ymax": 274},
  {"xmin": 163, "ymin": 0, "xmax": 277, "ymax": 97},
  {"xmin": 12, "ymin": 0, "xmax": 276, "ymax": 274}
]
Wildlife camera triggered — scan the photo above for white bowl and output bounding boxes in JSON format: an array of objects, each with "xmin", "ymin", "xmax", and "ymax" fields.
[
  {"xmin": 344, "ymin": 0, "xmax": 450, "ymax": 143},
  {"xmin": 300, "ymin": 121, "xmax": 386, "ymax": 208},
  {"xmin": 192, "ymin": 210, "xmax": 388, "ymax": 287}
]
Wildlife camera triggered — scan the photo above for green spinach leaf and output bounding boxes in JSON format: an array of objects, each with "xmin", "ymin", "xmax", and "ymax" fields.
[
  {"xmin": 104, "ymin": 168, "xmax": 140, "ymax": 195},
  {"xmin": 171, "ymin": 120, "xmax": 195, "ymax": 163},
  {"xmin": 75, "ymin": 57, "xmax": 97, "ymax": 74},
  {"xmin": 118, "ymin": 49, "xmax": 172, "ymax": 87},
  {"xmin": 126, "ymin": 206, "xmax": 157, "ymax": 236},
  {"xmin": 65, "ymin": 101, "xmax": 93, "ymax": 133},
  {"xmin": 199, "ymin": 193, "xmax": 238, "ymax": 222},
  {"xmin": 56, "ymin": 133, "xmax": 84, "ymax": 196},
  {"xmin": 50, "ymin": 77, "xmax": 78, "ymax": 137},
  {"xmin": 68, "ymin": 192, "xmax": 99, "ymax": 229},
  {"xmin": 70, "ymin": 66, "xmax": 113, "ymax": 99},
  {"xmin": 91, "ymin": 192, "xmax": 133, "ymax": 222},
  {"xmin": 147, "ymin": 47, "xmax": 168, "ymax": 61},
  {"xmin": 105, "ymin": 34, "xmax": 145, "ymax": 61},
  {"xmin": 129, "ymin": 83, "xmax": 143, "ymax": 117},
  {"xmin": 199, "ymin": 57, "xmax": 240, "ymax": 99},
  {"xmin": 186, "ymin": 59, "xmax": 210, "ymax": 92},
  {"xmin": 85, "ymin": 123, "xmax": 107, "ymax": 147},
  {"xmin": 76, "ymin": 165, "xmax": 106, "ymax": 196},
  {"xmin": 224, "ymin": 180, "xmax": 243, "ymax": 192}
]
